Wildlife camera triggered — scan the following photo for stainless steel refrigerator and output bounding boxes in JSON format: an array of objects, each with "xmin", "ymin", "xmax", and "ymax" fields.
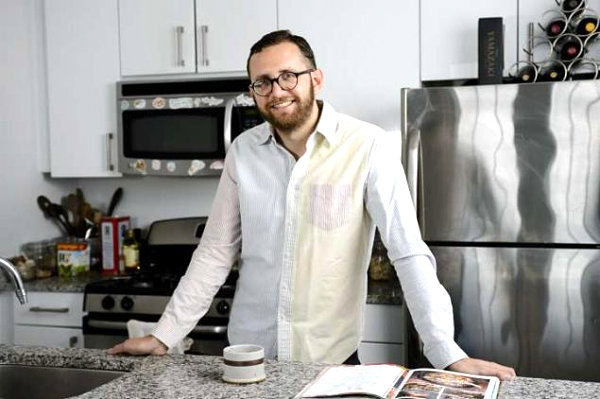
[{"xmin": 401, "ymin": 80, "xmax": 600, "ymax": 382}]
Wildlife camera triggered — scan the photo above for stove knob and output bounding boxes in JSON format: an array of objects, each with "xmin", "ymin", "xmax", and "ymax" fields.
[
  {"xmin": 101, "ymin": 296, "xmax": 115, "ymax": 310},
  {"xmin": 216, "ymin": 300, "xmax": 230, "ymax": 315},
  {"xmin": 121, "ymin": 296, "xmax": 134, "ymax": 311}
]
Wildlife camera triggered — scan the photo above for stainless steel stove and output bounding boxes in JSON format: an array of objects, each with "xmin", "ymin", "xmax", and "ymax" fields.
[{"xmin": 82, "ymin": 217, "xmax": 237, "ymax": 355}]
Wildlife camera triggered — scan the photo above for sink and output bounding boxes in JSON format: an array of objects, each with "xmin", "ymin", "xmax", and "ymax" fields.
[{"xmin": 0, "ymin": 364, "xmax": 127, "ymax": 399}]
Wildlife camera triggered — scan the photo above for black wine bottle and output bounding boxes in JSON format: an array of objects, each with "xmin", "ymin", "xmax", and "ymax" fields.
[
  {"xmin": 554, "ymin": 34, "xmax": 584, "ymax": 61},
  {"xmin": 546, "ymin": 18, "xmax": 567, "ymax": 37},
  {"xmin": 516, "ymin": 64, "xmax": 538, "ymax": 82},
  {"xmin": 560, "ymin": 0, "xmax": 586, "ymax": 14},
  {"xmin": 538, "ymin": 60, "xmax": 568, "ymax": 81},
  {"xmin": 573, "ymin": 15, "xmax": 599, "ymax": 36}
]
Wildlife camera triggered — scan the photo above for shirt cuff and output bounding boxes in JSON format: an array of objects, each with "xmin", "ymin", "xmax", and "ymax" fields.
[
  {"xmin": 425, "ymin": 340, "xmax": 468, "ymax": 369},
  {"xmin": 151, "ymin": 320, "xmax": 185, "ymax": 350}
]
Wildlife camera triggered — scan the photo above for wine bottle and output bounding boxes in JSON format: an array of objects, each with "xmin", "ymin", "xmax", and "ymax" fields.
[
  {"xmin": 554, "ymin": 33, "xmax": 584, "ymax": 61},
  {"xmin": 569, "ymin": 10, "xmax": 599, "ymax": 36},
  {"xmin": 538, "ymin": 60, "xmax": 568, "ymax": 81},
  {"xmin": 517, "ymin": 64, "xmax": 538, "ymax": 82},
  {"xmin": 546, "ymin": 18, "xmax": 568, "ymax": 37},
  {"xmin": 560, "ymin": 0, "xmax": 586, "ymax": 15}
]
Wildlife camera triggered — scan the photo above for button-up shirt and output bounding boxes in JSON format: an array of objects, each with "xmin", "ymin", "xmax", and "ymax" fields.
[{"xmin": 153, "ymin": 102, "xmax": 467, "ymax": 368}]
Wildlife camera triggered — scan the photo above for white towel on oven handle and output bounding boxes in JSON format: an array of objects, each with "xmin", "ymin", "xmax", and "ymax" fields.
[{"xmin": 126, "ymin": 319, "xmax": 193, "ymax": 354}]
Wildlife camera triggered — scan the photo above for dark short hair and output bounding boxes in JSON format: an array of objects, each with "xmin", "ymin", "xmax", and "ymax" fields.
[{"xmin": 246, "ymin": 30, "xmax": 317, "ymax": 76}]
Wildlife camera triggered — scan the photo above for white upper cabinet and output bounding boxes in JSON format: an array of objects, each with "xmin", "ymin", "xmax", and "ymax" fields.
[
  {"xmin": 119, "ymin": 0, "xmax": 277, "ymax": 76},
  {"xmin": 196, "ymin": 0, "xmax": 277, "ymax": 74},
  {"xmin": 119, "ymin": 0, "xmax": 196, "ymax": 76},
  {"xmin": 44, "ymin": 0, "xmax": 121, "ymax": 177},
  {"xmin": 421, "ymin": 0, "xmax": 518, "ymax": 82},
  {"xmin": 278, "ymin": 0, "xmax": 419, "ymax": 130}
]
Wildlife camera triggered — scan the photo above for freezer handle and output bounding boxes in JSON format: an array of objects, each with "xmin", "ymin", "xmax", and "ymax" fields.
[{"xmin": 405, "ymin": 128, "xmax": 421, "ymax": 208}]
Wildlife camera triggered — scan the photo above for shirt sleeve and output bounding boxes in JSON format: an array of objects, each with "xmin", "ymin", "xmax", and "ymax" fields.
[
  {"xmin": 152, "ymin": 149, "xmax": 242, "ymax": 349},
  {"xmin": 364, "ymin": 131, "xmax": 467, "ymax": 369}
]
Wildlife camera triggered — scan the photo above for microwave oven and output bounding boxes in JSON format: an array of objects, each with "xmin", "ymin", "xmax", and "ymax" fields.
[{"xmin": 116, "ymin": 78, "xmax": 264, "ymax": 176}]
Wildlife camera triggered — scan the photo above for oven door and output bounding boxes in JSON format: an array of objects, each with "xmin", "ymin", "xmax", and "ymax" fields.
[{"xmin": 82, "ymin": 314, "xmax": 229, "ymax": 355}]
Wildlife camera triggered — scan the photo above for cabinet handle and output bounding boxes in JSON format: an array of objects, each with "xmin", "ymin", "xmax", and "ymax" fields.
[
  {"xmin": 200, "ymin": 25, "xmax": 209, "ymax": 67},
  {"xmin": 106, "ymin": 132, "xmax": 114, "ymax": 171},
  {"xmin": 29, "ymin": 306, "xmax": 69, "ymax": 313},
  {"xmin": 176, "ymin": 25, "xmax": 185, "ymax": 67}
]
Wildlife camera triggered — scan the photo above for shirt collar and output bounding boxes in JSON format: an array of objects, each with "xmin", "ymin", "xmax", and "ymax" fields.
[{"xmin": 254, "ymin": 100, "xmax": 340, "ymax": 146}]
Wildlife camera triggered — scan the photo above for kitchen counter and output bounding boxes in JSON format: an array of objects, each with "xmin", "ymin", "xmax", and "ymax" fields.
[
  {"xmin": 1, "ymin": 345, "xmax": 599, "ymax": 399},
  {"xmin": 0, "ymin": 272, "xmax": 105, "ymax": 293},
  {"xmin": 0, "ymin": 273, "xmax": 403, "ymax": 304}
]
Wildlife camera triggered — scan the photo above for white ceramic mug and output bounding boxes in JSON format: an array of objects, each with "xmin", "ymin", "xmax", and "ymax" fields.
[{"xmin": 222, "ymin": 344, "xmax": 266, "ymax": 384}]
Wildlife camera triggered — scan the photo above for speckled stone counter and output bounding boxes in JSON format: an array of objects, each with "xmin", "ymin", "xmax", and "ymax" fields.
[
  {"xmin": 1, "ymin": 271, "xmax": 403, "ymax": 304},
  {"xmin": 0, "ymin": 272, "xmax": 106, "ymax": 293},
  {"xmin": 1, "ymin": 345, "xmax": 600, "ymax": 399}
]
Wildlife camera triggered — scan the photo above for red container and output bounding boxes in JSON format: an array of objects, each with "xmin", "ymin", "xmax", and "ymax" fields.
[{"xmin": 101, "ymin": 216, "xmax": 131, "ymax": 275}]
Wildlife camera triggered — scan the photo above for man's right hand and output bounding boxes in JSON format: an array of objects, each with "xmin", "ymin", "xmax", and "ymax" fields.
[{"xmin": 107, "ymin": 335, "xmax": 168, "ymax": 356}]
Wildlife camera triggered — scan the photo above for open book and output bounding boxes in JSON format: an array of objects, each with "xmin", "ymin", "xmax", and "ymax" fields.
[{"xmin": 295, "ymin": 364, "xmax": 500, "ymax": 399}]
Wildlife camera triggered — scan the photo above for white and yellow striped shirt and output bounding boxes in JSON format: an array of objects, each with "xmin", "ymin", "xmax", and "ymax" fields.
[{"xmin": 153, "ymin": 102, "xmax": 466, "ymax": 368}]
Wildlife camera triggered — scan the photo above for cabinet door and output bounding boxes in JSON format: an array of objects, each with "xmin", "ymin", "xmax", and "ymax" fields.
[
  {"xmin": 14, "ymin": 325, "xmax": 84, "ymax": 348},
  {"xmin": 119, "ymin": 0, "xmax": 196, "ymax": 75},
  {"xmin": 421, "ymin": 0, "xmax": 518, "ymax": 81},
  {"xmin": 13, "ymin": 292, "xmax": 85, "ymax": 327},
  {"xmin": 195, "ymin": 0, "xmax": 276, "ymax": 74},
  {"xmin": 44, "ymin": 0, "xmax": 121, "ymax": 177},
  {"xmin": 278, "ymin": 0, "xmax": 418, "ymax": 130},
  {"xmin": 358, "ymin": 342, "xmax": 405, "ymax": 365}
]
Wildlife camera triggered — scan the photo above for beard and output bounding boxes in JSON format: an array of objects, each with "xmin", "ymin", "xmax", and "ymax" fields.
[{"xmin": 256, "ymin": 84, "xmax": 316, "ymax": 133}]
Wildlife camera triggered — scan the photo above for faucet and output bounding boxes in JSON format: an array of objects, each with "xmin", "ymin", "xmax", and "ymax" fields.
[{"xmin": 0, "ymin": 257, "xmax": 27, "ymax": 304}]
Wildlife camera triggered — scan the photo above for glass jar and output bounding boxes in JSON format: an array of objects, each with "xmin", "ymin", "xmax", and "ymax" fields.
[{"xmin": 20, "ymin": 240, "xmax": 57, "ymax": 279}]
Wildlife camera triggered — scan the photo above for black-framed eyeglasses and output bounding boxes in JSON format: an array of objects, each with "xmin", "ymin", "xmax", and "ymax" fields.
[{"xmin": 249, "ymin": 69, "xmax": 314, "ymax": 96}]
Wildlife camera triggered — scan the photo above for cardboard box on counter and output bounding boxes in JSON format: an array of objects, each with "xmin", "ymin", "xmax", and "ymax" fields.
[{"xmin": 101, "ymin": 216, "xmax": 130, "ymax": 275}]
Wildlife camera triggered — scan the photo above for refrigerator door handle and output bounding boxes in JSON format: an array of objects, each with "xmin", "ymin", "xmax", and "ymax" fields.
[{"xmin": 405, "ymin": 127, "xmax": 421, "ymax": 208}]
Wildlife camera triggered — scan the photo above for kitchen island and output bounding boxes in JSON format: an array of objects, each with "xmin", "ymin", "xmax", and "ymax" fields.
[{"xmin": 1, "ymin": 345, "xmax": 599, "ymax": 399}]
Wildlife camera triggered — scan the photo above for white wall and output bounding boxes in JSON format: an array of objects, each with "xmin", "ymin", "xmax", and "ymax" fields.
[
  {"xmin": 0, "ymin": 0, "xmax": 75, "ymax": 256},
  {"xmin": 0, "ymin": 0, "xmax": 222, "ymax": 255}
]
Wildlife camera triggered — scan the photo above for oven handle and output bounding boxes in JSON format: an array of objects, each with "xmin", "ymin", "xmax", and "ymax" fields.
[{"xmin": 86, "ymin": 319, "xmax": 227, "ymax": 335}]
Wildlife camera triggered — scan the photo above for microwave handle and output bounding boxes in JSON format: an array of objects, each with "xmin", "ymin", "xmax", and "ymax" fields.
[
  {"xmin": 106, "ymin": 132, "xmax": 115, "ymax": 172},
  {"xmin": 224, "ymin": 98, "xmax": 235, "ymax": 152}
]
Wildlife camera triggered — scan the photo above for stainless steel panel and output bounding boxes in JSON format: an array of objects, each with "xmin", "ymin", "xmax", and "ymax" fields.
[
  {"xmin": 404, "ymin": 81, "xmax": 600, "ymax": 244},
  {"xmin": 432, "ymin": 245, "xmax": 600, "ymax": 381}
]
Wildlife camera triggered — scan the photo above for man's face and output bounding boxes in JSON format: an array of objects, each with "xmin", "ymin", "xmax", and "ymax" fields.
[{"xmin": 248, "ymin": 42, "xmax": 322, "ymax": 133}]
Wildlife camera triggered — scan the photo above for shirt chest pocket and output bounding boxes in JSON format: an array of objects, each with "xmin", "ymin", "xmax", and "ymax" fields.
[{"xmin": 308, "ymin": 184, "xmax": 354, "ymax": 230}]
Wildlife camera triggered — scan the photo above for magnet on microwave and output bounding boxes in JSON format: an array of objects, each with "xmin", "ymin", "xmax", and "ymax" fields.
[
  {"xmin": 151, "ymin": 159, "xmax": 161, "ymax": 171},
  {"xmin": 169, "ymin": 97, "xmax": 193, "ymax": 109},
  {"xmin": 209, "ymin": 160, "xmax": 224, "ymax": 170},
  {"xmin": 188, "ymin": 160, "xmax": 206, "ymax": 176},
  {"xmin": 133, "ymin": 99, "xmax": 146, "ymax": 109},
  {"xmin": 152, "ymin": 97, "xmax": 166, "ymax": 109},
  {"xmin": 235, "ymin": 93, "xmax": 255, "ymax": 106},
  {"xmin": 199, "ymin": 96, "xmax": 224, "ymax": 106},
  {"xmin": 133, "ymin": 159, "xmax": 147, "ymax": 174},
  {"xmin": 120, "ymin": 100, "xmax": 130, "ymax": 110}
]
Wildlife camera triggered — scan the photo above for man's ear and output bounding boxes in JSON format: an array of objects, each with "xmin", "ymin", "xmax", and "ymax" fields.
[{"xmin": 311, "ymin": 68, "xmax": 324, "ymax": 95}]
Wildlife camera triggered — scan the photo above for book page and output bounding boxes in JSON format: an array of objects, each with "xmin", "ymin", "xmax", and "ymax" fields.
[
  {"xmin": 298, "ymin": 364, "xmax": 407, "ymax": 398},
  {"xmin": 395, "ymin": 368, "xmax": 500, "ymax": 399}
]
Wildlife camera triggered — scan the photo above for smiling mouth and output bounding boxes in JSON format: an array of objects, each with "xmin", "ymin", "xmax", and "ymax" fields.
[{"xmin": 270, "ymin": 99, "xmax": 294, "ymax": 109}]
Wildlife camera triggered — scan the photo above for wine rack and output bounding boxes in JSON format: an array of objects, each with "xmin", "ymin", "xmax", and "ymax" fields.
[{"xmin": 509, "ymin": 0, "xmax": 600, "ymax": 82}]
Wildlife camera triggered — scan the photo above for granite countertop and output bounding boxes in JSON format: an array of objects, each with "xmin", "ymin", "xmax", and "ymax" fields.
[
  {"xmin": 0, "ymin": 272, "xmax": 105, "ymax": 293},
  {"xmin": 2, "ymin": 345, "xmax": 600, "ymax": 399},
  {"xmin": 1, "ymin": 272, "xmax": 403, "ymax": 305}
]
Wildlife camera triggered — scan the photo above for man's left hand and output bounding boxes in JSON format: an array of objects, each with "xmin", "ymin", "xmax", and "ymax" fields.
[{"xmin": 447, "ymin": 357, "xmax": 516, "ymax": 381}]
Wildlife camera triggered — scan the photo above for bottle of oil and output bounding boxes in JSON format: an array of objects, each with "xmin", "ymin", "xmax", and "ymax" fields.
[{"xmin": 122, "ymin": 228, "xmax": 140, "ymax": 272}]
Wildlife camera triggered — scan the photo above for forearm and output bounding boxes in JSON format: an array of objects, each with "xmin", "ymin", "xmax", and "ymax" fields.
[{"xmin": 393, "ymin": 255, "xmax": 467, "ymax": 369}]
